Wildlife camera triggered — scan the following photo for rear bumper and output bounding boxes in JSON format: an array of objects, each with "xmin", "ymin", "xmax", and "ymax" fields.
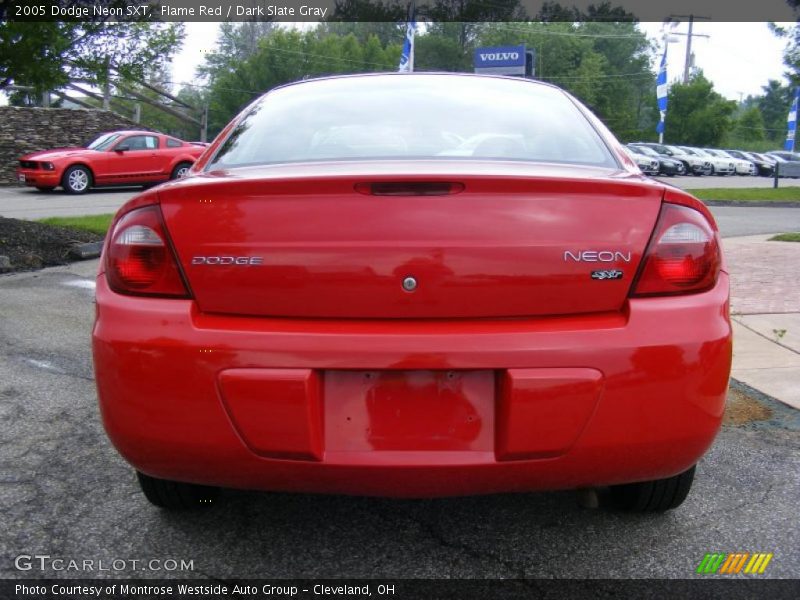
[{"xmin": 93, "ymin": 274, "xmax": 732, "ymax": 497}]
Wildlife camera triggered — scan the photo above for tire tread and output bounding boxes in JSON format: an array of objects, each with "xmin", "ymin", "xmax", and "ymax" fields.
[
  {"xmin": 136, "ymin": 471, "xmax": 218, "ymax": 510},
  {"xmin": 609, "ymin": 466, "xmax": 696, "ymax": 513}
]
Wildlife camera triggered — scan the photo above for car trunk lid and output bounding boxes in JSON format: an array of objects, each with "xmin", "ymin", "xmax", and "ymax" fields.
[{"xmin": 160, "ymin": 162, "xmax": 663, "ymax": 319}]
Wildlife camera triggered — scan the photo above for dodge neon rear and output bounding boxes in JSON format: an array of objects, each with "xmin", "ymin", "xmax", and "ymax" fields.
[{"xmin": 93, "ymin": 74, "xmax": 731, "ymax": 512}]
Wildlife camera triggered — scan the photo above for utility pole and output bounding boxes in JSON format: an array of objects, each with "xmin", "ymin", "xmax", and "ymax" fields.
[
  {"xmin": 683, "ymin": 16, "xmax": 694, "ymax": 84},
  {"xmin": 667, "ymin": 15, "xmax": 711, "ymax": 84},
  {"xmin": 200, "ymin": 105, "xmax": 208, "ymax": 143}
]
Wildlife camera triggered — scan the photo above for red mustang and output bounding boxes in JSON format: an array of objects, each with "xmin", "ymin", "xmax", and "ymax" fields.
[
  {"xmin": 93, "ymin": 74, "xmax": 732, "ymax": 512},
  {"xmin": 17, "ymin": 130, "xmax": 206, "ymax": 194}
]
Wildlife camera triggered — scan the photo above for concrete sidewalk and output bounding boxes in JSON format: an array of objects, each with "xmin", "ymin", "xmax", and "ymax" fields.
[{"xmin": 723, "ymin": 234, "xmax": 800, "ymax": 409}]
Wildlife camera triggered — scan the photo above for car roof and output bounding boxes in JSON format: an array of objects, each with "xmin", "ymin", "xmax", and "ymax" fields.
[{"xmin": 101, "ymin": 130, "xmax": 164, "ymax": 137}]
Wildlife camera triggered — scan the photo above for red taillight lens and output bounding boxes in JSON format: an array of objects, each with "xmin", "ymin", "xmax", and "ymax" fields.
[
  {"xmin": 106, "ymin": 206, "xmax": 190, "ymax": 298},
  {"xmin": 631, "ymin": 202, "xmax": 721, "ymax": 297}
]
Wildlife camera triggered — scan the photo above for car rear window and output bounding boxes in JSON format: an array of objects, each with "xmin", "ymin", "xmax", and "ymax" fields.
[
  {"xmin": 207, "ymin": 75, "xmax": 617, "ymax": 170},
  {"xmin": 167, "ymin": 138, "xmax": 182, "ymax": 148}
]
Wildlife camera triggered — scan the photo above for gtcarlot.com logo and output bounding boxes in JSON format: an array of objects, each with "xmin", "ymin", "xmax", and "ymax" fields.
[
  {"xmin": 14, "ymin": 554, "xmax": 194, "ymax": 572},
  {"xmin": 696, "ymin": 552, "xmax": 773, "ymax": 575}
]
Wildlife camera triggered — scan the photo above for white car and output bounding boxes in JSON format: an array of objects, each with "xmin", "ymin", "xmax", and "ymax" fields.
[
  {"xmin": 705, "ymin": 149, "xmax": 754, "ymax": 175},
  {"xmin": 635, "ymin": 143, "xmax": 710, "ymax": 175},
  {"xmin": 680, "ymin": 147, "xmax": 735, "ymax": 176}
]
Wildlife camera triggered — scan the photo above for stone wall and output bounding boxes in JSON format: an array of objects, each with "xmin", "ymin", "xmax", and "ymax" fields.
[{"xmin": 0, "ymin": 107, "xmax": 151, "ymax": 185}]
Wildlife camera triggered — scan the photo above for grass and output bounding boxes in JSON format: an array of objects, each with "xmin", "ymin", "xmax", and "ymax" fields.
[
  {"xmin": 683, "ymin": 187, "xmax": 800, "ymax": 202},
  {"xmin": 38, "ymin": 214, "xmax": 114, "ymax": 236},
  {"xmin": 769, "ymin": 232, "xmax": 800, "ymax": 242}
]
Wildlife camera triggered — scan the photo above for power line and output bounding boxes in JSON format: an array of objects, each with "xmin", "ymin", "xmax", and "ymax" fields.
[{"xmin": 540, "ymin": 71, "xmax": 654, "ymax": 81}]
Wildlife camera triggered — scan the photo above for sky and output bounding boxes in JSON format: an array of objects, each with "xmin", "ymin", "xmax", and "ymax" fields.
[{"xmin": 637, "ymin": 22, "xmax": 792, "ymax": 101}]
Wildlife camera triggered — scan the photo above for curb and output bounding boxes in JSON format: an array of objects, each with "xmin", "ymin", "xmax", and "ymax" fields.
[{"xmin": 68, "ymin": 241, "xmax": 104, "ymax": 260}]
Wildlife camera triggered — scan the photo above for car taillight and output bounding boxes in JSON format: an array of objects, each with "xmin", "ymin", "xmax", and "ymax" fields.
[
  {"xmin": 106, "ymin": 205, "xmax": 191, "ymax": 298},
  {"xmin": 631, "ymin": 202, "xmax": 721, "ymax": 297}
]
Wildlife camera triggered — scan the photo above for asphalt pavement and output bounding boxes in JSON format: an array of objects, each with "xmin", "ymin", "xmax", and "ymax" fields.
[{"xmin": 0, "ymin": 186, "xmax": 140, "ymax": 220}]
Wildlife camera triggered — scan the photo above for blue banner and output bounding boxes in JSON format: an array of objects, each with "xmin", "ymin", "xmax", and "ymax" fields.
[
  {"xmin": 784, "ymin": 87, "xmax": 799, "ymax": 151},
  {"xmin": 398, "ymin": 15, "xmax": 416, "ymax": 73},
  {"xmin": 656, "ymin": 45, "xmax": 668, "ymax": 135}
]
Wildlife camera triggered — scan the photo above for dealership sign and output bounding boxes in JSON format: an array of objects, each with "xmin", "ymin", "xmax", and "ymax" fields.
[{"xmin": 474, "ymin": 45, "xmax": 527, "ymax": 76}]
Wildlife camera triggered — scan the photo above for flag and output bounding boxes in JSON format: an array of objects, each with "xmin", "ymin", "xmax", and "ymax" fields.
[
  {"xmin": 785, "ymin": 87, "xmax": 800, "ymax": 151},
  {"xmin": 655, "ymin": 44, "xmax": 668, "ymax": 135},
  {"xmin": 398, "ymin": 11, "xmax": 416, "ymax": 73}
]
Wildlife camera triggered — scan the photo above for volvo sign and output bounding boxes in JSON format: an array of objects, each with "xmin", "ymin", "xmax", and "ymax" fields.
[{"xmin": 474, "ymin": 45, "xmax": 532, "ymax": 77}]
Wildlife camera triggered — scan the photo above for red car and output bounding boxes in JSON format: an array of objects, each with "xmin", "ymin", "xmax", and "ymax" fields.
[
  {"xmin": 93, "ymin": 74, "xmax": 732, "ymax": 512},
  {"xmin": 16, "ymin": 130, "xmax": 206, "ymax": 194}
]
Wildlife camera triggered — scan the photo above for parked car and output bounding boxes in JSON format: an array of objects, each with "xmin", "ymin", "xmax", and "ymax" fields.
[
  {"xmin": 729, "ymin": 150, "xmax": 773, "ymax": 177},
  {"xmin": 628, "ymin": 144, "xmax": 683, "ymax": 176},
  {"xmin": 93, "ymin": 73, "xmax": 731, "ymax": 512},
  {"xmin": 623, "ymin": 146, "xmax": 660, "ymax": 175},
  {"xmin": 679, "ymin": 146, "xmax": 735, "ymax": 176},
  {"xmin": 633, "ymin": 143, "xmax": 709, "ymax": 176},
  {"xmin": 765, "ymin": 151, "xmax": 800, "ymax": 177},
  {"xmin": 704, "ymin": 149, "xmax": 754, "ymax": 175},
  {"xmin": 766, "ymin": 150, "xmax": 800, "ymax": 162},
  {"xmin": 16, "ymin": 131, "xmax": 206, "ymax": 194}
]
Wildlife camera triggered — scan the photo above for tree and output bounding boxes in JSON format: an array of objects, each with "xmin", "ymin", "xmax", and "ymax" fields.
[
  {"xmin": 424, "ymin": 0, "xmax": 526, "ymax": 52},
  {"xmin": 663, "ymin": 73, "xmax": 736, "ymax": 146},
  {"xmin": 733, "ymin": 106, "xmax": 767, "ymax": 142},
  {"xmin": 757, "ymin": 80, "xmax": 793, "ymax": 143},
  {"xmin": 477, "ymin": 20, "xmax": 653, "ymax": 140},
  {"xmin": 0, "ymin": 20, "xmax": 184, "ymax": 94},
  {"xmin": 414, "ymin": 34, "xmax": 471, "ymax": 71},
  {"xmin": 197, "ymin": 22, "xmax": 278, "ymax": 81}
]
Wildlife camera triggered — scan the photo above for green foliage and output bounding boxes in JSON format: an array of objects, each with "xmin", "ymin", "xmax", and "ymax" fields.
[
  {"xmin": 0, "ymin": 20, "xmax": 184, "ymax": 93},
  {"xmin": 663, "ymin": 73, "xmax": 737, "ymax": 146},
  {"xmin": 39, "ymin": 214, "xmax": 115, "ymax": 235},
  {"xmin": 732, "ymin": 107, "xmax": 767, "ymax": 141},
  {"xmin": 758, "ymin": 80, "xmax": 793, "ymax": 144},
  {"xmin": 197, "ymin": 22, "xmax": 278, "ymax": 81},
  {"xmin": 414, "ymin": 35, "xmax": 471, "ymax": 71},
  {"xmin": 684, "ymin": 188, "xmax": 800, "ymax": 202},
  {"xmin": 769, "ymin": 232, "xmax": 800, "ymax": 241},
  {"xmin": 477, "ymin": 20, "xmax": 653, "ymax": 141}
]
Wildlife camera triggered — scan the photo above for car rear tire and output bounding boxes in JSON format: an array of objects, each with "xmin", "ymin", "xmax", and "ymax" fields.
[
  {"xmin": 62, "ymin": 165, "xmax": 92, "ymax": 194},
  {"xmin": 136, "ymin": 471, "xmax": 219, "ymax": 510},
  {"xmin": 171, "ymin": 162, "xmax": 193, "ymax": 180},
  {"xmin": 36, "ymin": 186, "xmax": 55, "ymax": 193},
  {"xmin": 608, "ymin": 465, "xmax": 696, "ymax": 512}
]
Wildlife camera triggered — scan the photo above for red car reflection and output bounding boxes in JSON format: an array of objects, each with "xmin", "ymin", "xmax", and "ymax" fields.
[
  {"xmin": 17, "ymin": 130, "xmax": 206, "ymax": 193},
  {"xmin": 92, "ymin": 74, "xmax": 732, "ymax": 512}
]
